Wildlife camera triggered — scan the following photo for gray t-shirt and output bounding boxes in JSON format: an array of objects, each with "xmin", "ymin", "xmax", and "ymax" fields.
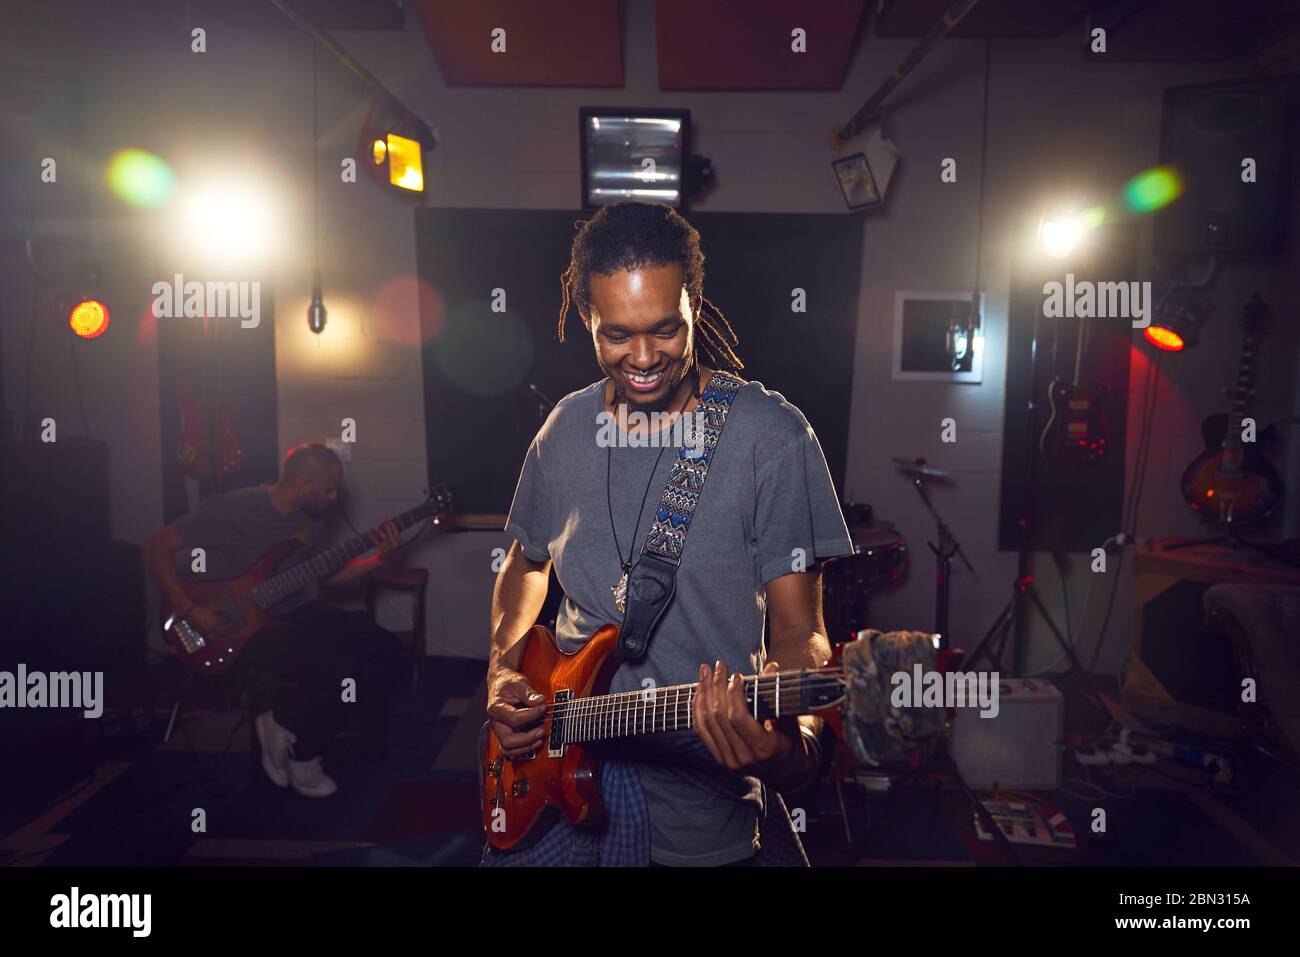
[
  {"xmin": 505, "ymin": 376, "xmax": 854, "ymax": 865},
  {"xmin": 172, "ymin": 486, "xmax": 327, "ymax": 614}
]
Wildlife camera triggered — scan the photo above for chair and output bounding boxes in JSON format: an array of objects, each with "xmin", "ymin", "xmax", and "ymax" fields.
[
  {"xmin": 1203, "ymin": 583, "xmax": 1300, "ymax": 769},
  {"xmin": 364, "ymin": 564, "xmax": 429, "ymax": 688}
]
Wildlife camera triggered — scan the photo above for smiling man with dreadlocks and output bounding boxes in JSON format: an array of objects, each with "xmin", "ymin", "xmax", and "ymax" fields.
[{"xmin": 483, "ymin": 202, "xmax": 854, "ymax": 867}]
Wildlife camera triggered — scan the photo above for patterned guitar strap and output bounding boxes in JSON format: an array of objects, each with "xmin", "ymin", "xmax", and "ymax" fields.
[{"xmin": 613, "ymin": 369, "xmax": 745, "ymax": 661}]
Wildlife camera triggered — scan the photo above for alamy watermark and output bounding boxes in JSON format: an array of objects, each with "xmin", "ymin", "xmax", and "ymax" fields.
[
  {"xmin": 596, "ymin": 408, "xmax": 707, "ymax": 455},
  {"xmin": 50, "ymin": 887, "xmax": 150, "ymax": 937},
  {"xmin": 0, "ymin": 665, "xmax": 103, "ymax": 718},
  {"xmin": 151, "ymin": 273, "xmax": 260, "ymax": 328},
  {"xmin": 1042, "ymin": 273, "xmax": 1151, "ymax": 329},
  {"xmin": 891, "ymin": 664, "xmax": 999, "ymax": 718}
]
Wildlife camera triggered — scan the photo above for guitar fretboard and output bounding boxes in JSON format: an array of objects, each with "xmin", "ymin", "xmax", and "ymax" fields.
[
  {"xmin": 249, "ymin": 500, "xmax": 438, "ymax": 609},
  {"xmin": 1222, "ymin": 330, "xmax": 1257, "ymax": 460},
  {"xmin": 553, "ymin": 669, "xmax": 844, "ymax": 746}
]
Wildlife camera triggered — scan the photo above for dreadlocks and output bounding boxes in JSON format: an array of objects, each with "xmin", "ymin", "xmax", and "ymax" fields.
[{"xmin": 557, "ymin": 202, "xmax": 744, "ymax": 374}]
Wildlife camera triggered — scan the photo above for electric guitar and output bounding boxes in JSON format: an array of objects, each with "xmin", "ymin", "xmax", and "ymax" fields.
[
  {"xmin": 1180, "ymin": 295, "xmax": 1283, "ymax": 525},
  {"xmin": 162, "ymin": 485, "xmax": 453, "ymax": 674},
  {"xmin": 480, "ymin": 623, "xmax": 849, "ymax": 851},
  {"xmin": 1039, "ymin": 316, "xmax": 1109, "ymax": 464}
]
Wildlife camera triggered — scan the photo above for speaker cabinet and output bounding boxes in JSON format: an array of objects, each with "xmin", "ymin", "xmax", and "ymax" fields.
[{"xmin": 1154, "ymin": 78, "xmax": 1295, "ymax": 256}]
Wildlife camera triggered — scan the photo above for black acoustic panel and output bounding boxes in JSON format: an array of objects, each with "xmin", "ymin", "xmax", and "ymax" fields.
[
  {"xmin": 157, "ymin": 298, "xmax": 279, "ymax": 524},
  {"xmin": 0, "ymin": 438, "xmax": 110, "ymax": 548},
  {"xmin": 685, "ymin": 211, "xmax": 859, "ymax": 500},
  {"xmin": 415, "ymin": 209, "xmax": 861, "ymax": 515},
  {"xmin": 1155, "ymin": 78, "xmax": 1296, "ymax": 256},
  {"xmin": 998, "ymin": 224, "xmax": 1137, "ymax": 552},
  {"xmin": 0, "ymin": 539, "xmax": 144, "ymax": 673}
]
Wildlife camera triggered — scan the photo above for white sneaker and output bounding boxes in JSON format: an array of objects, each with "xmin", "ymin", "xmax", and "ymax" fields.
[
  {"xmin": 288, "ymin": 756, "xmax": 338, "ymax": 798},
  {"xmin": 254, "ymin": 709, "xmax": 293, "ymax": 788}
]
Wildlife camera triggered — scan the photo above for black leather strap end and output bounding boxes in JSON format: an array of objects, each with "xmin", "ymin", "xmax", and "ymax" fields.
[{"xmin": 613, "ymin": 553, "xmax": 678, "ymax": 661}]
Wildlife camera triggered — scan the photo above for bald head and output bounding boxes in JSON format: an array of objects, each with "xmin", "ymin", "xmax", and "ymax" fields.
[
  {"xmin": 281, "ymin": 443, "xmax": 342, "ymax": 517},
  {"xmin": 283, "ymin": 443, "xmax": 341, "ymax": 482}
]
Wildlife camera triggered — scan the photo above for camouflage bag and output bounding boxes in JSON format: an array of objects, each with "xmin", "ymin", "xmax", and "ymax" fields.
[{"xmin": 841, "ymin": 628, "xmax": 949, "ymax": 767}]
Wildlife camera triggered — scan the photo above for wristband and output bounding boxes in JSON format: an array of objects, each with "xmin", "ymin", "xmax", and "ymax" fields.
[{"xmin": 788, "ymin": 724, "xmax": 824, "ymax": 793}]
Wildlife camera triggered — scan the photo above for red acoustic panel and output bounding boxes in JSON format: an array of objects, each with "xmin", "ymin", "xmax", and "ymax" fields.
[
  {"xmin": 411, "ymin": 0, "xmax": 622, "ymax": 86},
  {"xmin": 656, "ymin": 0, "xmax": 867, "ymax": 90}
]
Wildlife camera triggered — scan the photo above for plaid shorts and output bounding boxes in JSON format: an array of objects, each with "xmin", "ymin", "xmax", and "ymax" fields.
[{"xmin": 480, "ymin": 755, "xmax": 808, "ymax": 867}]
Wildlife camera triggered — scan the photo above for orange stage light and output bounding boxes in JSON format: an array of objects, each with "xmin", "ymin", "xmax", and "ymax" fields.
[
  {"xmin": 1143, "ymin": 325, "xmax": 1184, "ymax": 352},
  {"xmin": 68, "ymin": 300, "xmax": 110, "ymax": 339}
]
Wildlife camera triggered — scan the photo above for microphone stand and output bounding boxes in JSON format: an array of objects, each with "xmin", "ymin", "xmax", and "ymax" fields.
[{"xmin": 905, "ymin": 467, "xmax": 973, "ymax": 649}]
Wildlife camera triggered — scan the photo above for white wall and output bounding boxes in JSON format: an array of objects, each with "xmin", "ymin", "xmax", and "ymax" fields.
[{"xmin": 3, "ymin": 1, "xmax": 1296, "ymax": 669}]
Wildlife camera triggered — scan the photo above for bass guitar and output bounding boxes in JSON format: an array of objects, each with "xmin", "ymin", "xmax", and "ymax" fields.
[
  {"xmin": 481, "ymin": 622, "xmax": 848, "ymax": 850},
  {"xmin": 162, "ymin": 485, "xmax": 453, "ymax": 673}
]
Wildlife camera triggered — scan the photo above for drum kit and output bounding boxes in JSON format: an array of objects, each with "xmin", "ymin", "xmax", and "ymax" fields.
[{"xmin": 823, "ymin": 457, "xmax": 972, "ymax": 649}]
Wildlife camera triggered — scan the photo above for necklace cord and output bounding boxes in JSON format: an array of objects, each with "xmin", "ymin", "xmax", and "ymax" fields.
[{"xmin": 606, "ymin": 366, "xmax": 698, "ymax": 572}]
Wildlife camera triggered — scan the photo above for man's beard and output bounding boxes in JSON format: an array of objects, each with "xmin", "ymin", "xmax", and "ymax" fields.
[{"xmin": 604, "ymin": 353, "xmax": 694, "ymax": 415}]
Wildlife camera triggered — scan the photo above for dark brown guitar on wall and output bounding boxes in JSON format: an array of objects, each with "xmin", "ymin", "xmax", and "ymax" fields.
[
  {"xmin": 480, "ymin": 622, "xmax": 849, "ymax": 851},
  {"xmin": 161, "ymin": 485, "xmax": 453, "ymax": 674},
  {"xmin": 1180, "ymin": 295, "xmax": 1283, "ymax": 525}
]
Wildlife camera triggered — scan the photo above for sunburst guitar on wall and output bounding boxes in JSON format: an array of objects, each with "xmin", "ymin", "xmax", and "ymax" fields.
[{"xmin": 1180, "ymin": 295, "xmax": 1283, "ymax": 525}]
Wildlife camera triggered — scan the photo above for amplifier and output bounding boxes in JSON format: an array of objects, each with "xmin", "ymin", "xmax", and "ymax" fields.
[{"xmin": 949, "ymin": 678, "xmax": 1063, "ymax": 790}]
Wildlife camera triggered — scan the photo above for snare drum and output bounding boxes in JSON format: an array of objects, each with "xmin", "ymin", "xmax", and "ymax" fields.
[
  {"xmin": 822, "ymin": 525, "xmax": 907, "ymax": 640},
  {"xmin": 832, "ymin": 525, "xmax": 907, "ymax": 589}
]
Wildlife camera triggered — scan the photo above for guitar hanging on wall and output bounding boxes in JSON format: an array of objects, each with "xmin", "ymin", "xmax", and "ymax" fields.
[
  {"xmin": 1038, "ymin": 315, "xmax": 1109, "ymax": 465},
  {"xmin": 1180, "ymin": 295, "xmax": 1283, "ymax": 525}
]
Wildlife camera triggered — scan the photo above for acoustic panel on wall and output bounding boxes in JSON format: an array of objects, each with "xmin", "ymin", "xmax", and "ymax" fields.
[{"xmin": 415, "ymin": 208, "xmax": 862, "ymax": 515}]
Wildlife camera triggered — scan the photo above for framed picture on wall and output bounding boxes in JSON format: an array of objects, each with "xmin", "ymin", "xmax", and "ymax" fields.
[{"xmin": 892, "ymin": 291, "xmax": 984, "ymax": 384}]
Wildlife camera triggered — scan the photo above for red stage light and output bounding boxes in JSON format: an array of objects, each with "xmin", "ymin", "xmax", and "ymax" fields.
[
  {"xmin": 68, "ymin": 300, "xmax": 110, "ymax": 339},
  {"xmin": 1144, "ymin": 325, "xmax": 1184, "ymax": 352}
]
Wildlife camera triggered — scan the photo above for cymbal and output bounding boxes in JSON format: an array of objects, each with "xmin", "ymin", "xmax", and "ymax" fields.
[{"xmin": 892, "ymin": 456, "xmax": 951, "ymax": 479}]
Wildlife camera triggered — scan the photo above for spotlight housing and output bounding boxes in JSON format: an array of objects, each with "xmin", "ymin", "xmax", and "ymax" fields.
[
  {"xmin": 580, "ymin": 107, "xmax": 709, "ymax": 209},
  {"xmin": 358, "ymin": 99, "xmax": 434, "ymax": 194},
  {"xmin": 1145, "ymin": 286, "xmax": 1212, "ymax": 352}
]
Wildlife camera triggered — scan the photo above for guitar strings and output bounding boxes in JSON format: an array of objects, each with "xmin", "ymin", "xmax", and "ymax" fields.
[{"xmin": 533, "ymin": 669, "xmax": 847, "ymax": 721}]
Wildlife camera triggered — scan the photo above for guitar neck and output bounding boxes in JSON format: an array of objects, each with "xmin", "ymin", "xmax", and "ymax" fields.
[
  {"xmin": 1222, "ymin": 330, "xmax": 1258, "ymax": 452},
  {"xmin": 249, "ymin": 500, "xmax": 435, "ymax": 609},
  {"xmin": 558, "ymin": 669, "xmax": 843, "ymax": 745}
]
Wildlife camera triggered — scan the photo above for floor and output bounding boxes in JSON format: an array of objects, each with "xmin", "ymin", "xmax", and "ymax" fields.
[{"xmin": 1, "ymin": 659, "xmax": 1295, "ymax": 867}]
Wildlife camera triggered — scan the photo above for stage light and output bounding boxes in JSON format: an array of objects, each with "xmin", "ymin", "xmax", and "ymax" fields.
[
  {"xmin": 106, "ymin": 149, "xmax": 175, "ymax": 208},
  {"xmin": 580, "ymin": 107, "xmax": 710, "ymax": 209},
  {"xmin": 358, "ymin": 100, "xmax": 433, "ymax": 195},
  {"xmin": 1143, "ymin": 325, "xmax": 1184, "ymax": 351},
  {"xmin": 1036, "ymin": 206, "xmax": 1105, "ymax": 259},
  {"xmin": 1145, "ymin": 285, "xmax": 1212, "ymax": 352},
  {"xmin": 362, "ymin": 132, "xmax": 424, "ymax": 192},
  {"xmin": 173, "ymin": 175, "xmax": 283, "ymax": 269},
  {"xmin": 383, "ymin": 133, "xmax": 423, "ymax": 191},
  {"xmin": 1038, "ymin": 214, "xmax": 1080, "ymax": 257},
  {"xmin": 68, "ymin": 299, "xmax": 110, "ymax": 339}
]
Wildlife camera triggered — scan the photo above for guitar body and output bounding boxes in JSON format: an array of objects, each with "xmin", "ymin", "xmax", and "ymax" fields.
[
  {"xmin": 1180, "ymin": 414, "xmax": 1282, "ymax": 525},
  {"xmin": 161, "ymin": 487, "xmax": 455, "ymax": 674},
  {"xmin": 481, "ymin": 623, "xmax": 621, "ymax": 851},
  {"xmin": 1041, "ymin": 378, "xmax": 1109, "ymax": 465},
  {"xmin": 161, "ymin": 539, "xmax": 298, "ymax": 674},
  {"xmin": 481, "ymin": 626, "xmax": 851, "ymax": 851}
]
